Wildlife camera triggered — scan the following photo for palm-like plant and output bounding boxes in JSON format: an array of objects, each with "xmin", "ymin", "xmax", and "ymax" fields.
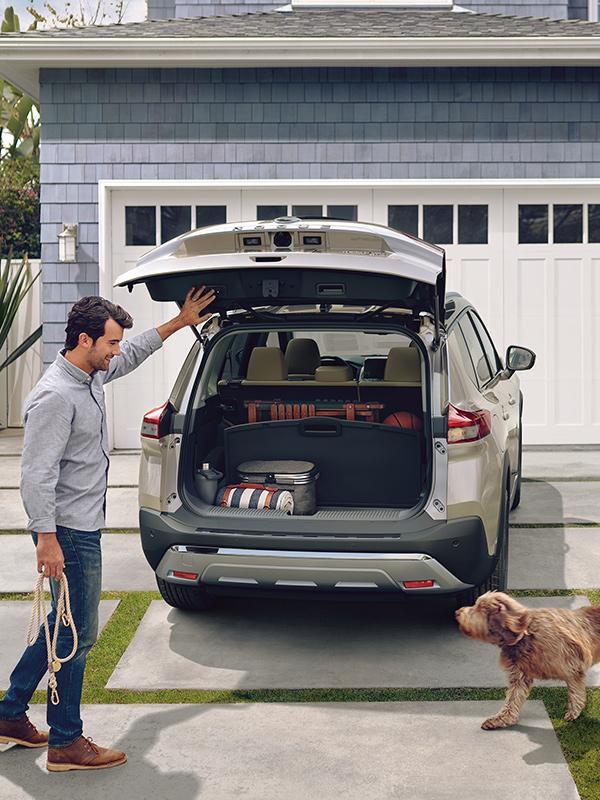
[
  {"xmin": 0, "ymin": 252, "xmax": 42, "ymax": 373},
  {"xmin": 0, "ymin": 7, "xmax": 40, "ymax": 163}
]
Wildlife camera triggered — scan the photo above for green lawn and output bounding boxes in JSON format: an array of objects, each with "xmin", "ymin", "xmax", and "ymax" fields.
[{"xmin": 2, "ymin": 588, "xmax": 599, "ymax": 799}]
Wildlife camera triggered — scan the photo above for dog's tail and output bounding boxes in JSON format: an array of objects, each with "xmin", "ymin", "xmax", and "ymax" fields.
[{"xmin": 583, "ymin": 606, "xmax": 600, "ymax": 662}]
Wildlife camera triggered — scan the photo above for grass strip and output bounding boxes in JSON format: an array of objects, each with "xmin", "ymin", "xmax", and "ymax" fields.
[{"xmin": 510, "ymin": 523, "xmax": 600, "ymax": 529}]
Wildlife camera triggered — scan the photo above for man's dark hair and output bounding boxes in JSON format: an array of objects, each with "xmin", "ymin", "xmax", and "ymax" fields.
[{"xmin": 64, "ymin": 296, "xmax": 133, "ymax": 350}]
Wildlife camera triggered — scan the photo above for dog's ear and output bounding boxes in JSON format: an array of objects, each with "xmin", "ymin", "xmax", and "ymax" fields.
[{"xmin": 487, "ymin": 600, "xmax": 531, "ymax": 647}]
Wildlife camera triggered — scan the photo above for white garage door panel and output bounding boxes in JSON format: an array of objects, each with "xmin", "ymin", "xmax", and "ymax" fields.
[{"xmin": 104, "ymin": 182, "xmax": 600, "ymax": 447}]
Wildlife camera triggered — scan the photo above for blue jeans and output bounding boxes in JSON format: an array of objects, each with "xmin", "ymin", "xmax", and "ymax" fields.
[{"xmin": 0, "ymin": 527, "xmax": 102, "ymax": 748}]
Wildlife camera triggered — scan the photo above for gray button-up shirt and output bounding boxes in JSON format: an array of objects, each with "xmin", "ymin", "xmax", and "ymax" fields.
[{"xmin": 20, "ymin": 328, "xmax": 163, "ymax": 533}]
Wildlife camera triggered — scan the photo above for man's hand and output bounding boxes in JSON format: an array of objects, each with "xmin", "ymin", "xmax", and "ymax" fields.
[
  {"xmin": 157, "ymin": 286, "xmax": 216, "ymax": 342},
  {"xmin": 178, "ymin": 286, "xmax": 216, "ymax": 328},
  {"xmin": 36, "ymin": 533, "xmax": 64, "ymax": 580}
]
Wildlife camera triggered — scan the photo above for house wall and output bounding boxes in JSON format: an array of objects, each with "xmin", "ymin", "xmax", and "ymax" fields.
[
  {"xmin": 146, "ymin": 0, "xmax": 583, "ymax": 19},
  {"xmin": 39, "ymin": 65, "xmax": 600, "ymax": 364},
  {"xmin": 459, "ymin": 0, "xmax": 569, "ymax": 19}
]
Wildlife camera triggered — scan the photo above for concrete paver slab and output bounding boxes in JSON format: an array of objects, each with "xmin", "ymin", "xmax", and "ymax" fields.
[
  {"xmin": 0, "ymin": 601, "xmax": 119, "ymax": 691},
  {"xmin": 107, "ymin": 596, "xmax": 600, "ymax": 690},
  {"xmin": 511, "ymin": 481, "xmax": 600, "ymax": 524},
  {"xmin": 0, "ymin": 535, "xmax": 155, "ymax": 592},
  {"xmin": 0, "ymin": 487, "xmax": 140, "ymax": 530},
  {"xmin": 523, "ymin": 449, "xmax": 600, "ymax": 480},
  {"xmin": 508, "ymin": 527, "xmax": 600, "ymax": 589},
  {"xmin": 0, "ymin": 702, "xmax": 580, "ymax": 800},
  {"xmin": 0, "ymin": 453, "xmax": 140, "ymax": 489},
  {"xmin": 0, "ymin": 429, "xmax": 23, "ymax": 457}
]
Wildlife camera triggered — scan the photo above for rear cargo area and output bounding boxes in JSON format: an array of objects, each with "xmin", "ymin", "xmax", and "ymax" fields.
[{"xmin": 182, "ymin": 324, "xmax": 432, "ymax": 515}]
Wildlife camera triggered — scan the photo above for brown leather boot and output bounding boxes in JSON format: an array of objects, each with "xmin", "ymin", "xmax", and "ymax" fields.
[
  {"xmin": 47, "ymin": 735, "xmax": 127, "ymax": 772},
  {"xmin": 0, "ymin": 714, "xmax": 48, "ymax": 748}
]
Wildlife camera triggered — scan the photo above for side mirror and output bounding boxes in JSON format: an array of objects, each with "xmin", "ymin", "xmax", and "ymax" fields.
[{"xmin": 506, "ymin": 345, "xmax": 536, "ymax": 372}]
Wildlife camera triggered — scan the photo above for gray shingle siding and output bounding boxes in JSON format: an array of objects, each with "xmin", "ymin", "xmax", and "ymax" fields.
[
  {"xmin": 39, "ymin": 65, "xmax": 600, "ymax": 361},
  {"xmin": 460, "ymin": 0, "xmax": 569, "ymax": 20}
]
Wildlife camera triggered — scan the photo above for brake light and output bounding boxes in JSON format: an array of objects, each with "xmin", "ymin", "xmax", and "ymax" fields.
[
  {"xmin": 141, "ymin": 401, "xmax": 169, "ymax": 439},
  {"xmin": 171, "ymin": 571, "xmax": 199, "ymax": 581},
  {"xmin": 403, "ymin": 580, "xmax": 435, "ymax": 589},
  {"xmin": 447, "ymin": 404, "xmax": 491, "ymax": 444}
]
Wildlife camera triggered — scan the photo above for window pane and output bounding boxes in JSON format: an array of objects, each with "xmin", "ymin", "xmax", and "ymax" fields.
[
  {"xmin": 257, "ymin": 205, "xmax": 287, "ymax": 220},
  {"xmin": 458, "ymin": 316, "xmax": 492, "ymax": 385},
  {"xmin": 553, "ymin": 204, "xmax": 582, "ymax": 244},
  {"xmin": 458, "ymin": 205, "xmax": 488, "ymax": 245},
  {"xmin": 161, "ymin": 206, "xmax": 191, "ymax": 244},
  {"xmin": 388, "ymin": 205, "xmax": 418, "ymax": 237},
  {"xmin": 589, "ymin": 205, "xmax": 600, "ymax": 243},
  {"xmin": 196, "ymin": 206, "xmax": 227, "ymax": 229},
  {"xmin": 469, "ymin": 312, "xmax": 501, "ymax": 374},
  {"xmin": 449, "ymin": 329, "xmax": 478, "ymax": 393},
  {"xmin": 292, "ymin": 205, "xmax": 323, "ymax": 218},
  {"xmin": 423, "ymin": 205, "xmax": 453, "ymax": 245},
  {"xmin": 327, "ymin": 205, "xmax": 358, "ymax": 221},
  {"xmin": 125, "ymin": 206, "xmax": 156, "ymax": 246},
  {"xmin": 518, "ymin": 205, "xmax": 548, "ymax": 244}
]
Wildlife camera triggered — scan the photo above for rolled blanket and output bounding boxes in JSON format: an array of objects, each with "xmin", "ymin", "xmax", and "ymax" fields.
[{"xmin": 216, "ymin": 483, "xmax": 295, "ymax": 515}]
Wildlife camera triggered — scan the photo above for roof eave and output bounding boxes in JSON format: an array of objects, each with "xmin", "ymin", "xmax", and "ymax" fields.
[{"xmin": 2, "ymin": 36, "xmax": 600, "ymax": 101}]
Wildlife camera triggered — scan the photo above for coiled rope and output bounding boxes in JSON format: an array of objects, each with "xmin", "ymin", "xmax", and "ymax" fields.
[{"xmin": 26, "ymin": 573, "xmax": 78, "ymax": 706}]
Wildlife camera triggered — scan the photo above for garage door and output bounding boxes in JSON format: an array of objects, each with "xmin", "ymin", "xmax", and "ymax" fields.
[{"xmin": 105, "ymin": 183, "xmax": 600, "ymax": 448}]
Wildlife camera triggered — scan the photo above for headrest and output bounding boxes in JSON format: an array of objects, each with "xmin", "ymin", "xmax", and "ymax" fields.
[
  {"xmin": 285, "ymin": 338, "xmax": 321, "ymax": 376},
  {"xmin": 384, "ymin": 347, "xmax": 421, "ymax": 383},
  {"xmin": 246, "ymin": 347, "xmax": 288, "ymax": 381},
  {"xmin": 315, "ymin": 365, "xmax": 353, "ymax": 382},
  {"xmin": 362, "ymin": 358, "xmax": 386, "ymax": 380}
]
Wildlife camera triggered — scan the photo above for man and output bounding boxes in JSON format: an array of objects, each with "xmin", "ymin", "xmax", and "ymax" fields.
[{"xmin": 0, "ymin": 286, "xmax": 215, "ymax": 771}]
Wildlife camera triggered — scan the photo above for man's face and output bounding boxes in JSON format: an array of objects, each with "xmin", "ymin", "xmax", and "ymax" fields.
[{"xmin": 87, "ymin": 317, "xmax": 124, "ymax": 371}]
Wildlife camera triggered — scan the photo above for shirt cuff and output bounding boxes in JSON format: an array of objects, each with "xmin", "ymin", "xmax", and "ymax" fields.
[
  {"xmin": 27, "ymin": 517, "xmax": 57, "ymax": 533},
  {"xmin": 148, "ymin": 327, "xmax": 164, "ymax": 352}
]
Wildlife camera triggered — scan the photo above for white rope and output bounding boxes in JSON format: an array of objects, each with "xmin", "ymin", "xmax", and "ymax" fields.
[{"xmin": 26, "ymin": 573, "xmax": 78, "ymax": 706}]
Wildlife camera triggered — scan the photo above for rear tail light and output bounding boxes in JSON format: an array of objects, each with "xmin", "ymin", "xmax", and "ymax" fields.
[
  {"xmin": 403, "ymin": 580, "xmax": 435, "ymax": 589},
  {"xmin": 447, "ymin": 403, "xmax": 491, "ymax": 444},
  {"xmin": 141, "ymin": 401, "xmax": 170, "ymax": 439},
  {"xmin": 171, "ymin": 571, "xmax": 199, "ymax": 581}
]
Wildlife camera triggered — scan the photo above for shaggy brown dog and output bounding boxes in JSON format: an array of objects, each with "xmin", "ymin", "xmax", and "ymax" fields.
[{"xmin": 455, "ymin": 591, "xmax": 600, "ymax": 729}]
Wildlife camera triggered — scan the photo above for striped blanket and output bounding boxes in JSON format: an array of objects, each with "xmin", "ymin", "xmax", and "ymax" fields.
[{"xmin": 216, "ymin": 483, "xmax": 295, "ymax": 515}]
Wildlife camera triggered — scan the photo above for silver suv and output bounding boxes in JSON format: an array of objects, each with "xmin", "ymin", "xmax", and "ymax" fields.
[{"xmin": 116, "ymin": 218, "xmax": 535, "ymax": 610}]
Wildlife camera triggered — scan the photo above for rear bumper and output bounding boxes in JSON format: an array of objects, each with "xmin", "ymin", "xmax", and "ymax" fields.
[{"xmin": 140, "ymin": 508, "xmax": 493, "ymax": 595}]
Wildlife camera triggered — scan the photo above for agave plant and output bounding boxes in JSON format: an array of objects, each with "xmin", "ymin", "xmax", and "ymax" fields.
[{"xmin": 0, "ymin": 252, "xmax": 42, "ymax": 373}]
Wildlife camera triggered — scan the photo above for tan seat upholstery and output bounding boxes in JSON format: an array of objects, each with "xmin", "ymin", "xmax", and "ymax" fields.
[
  {"xmin": 359, "ymin": 346, "xmax": 421, "ymax": 387},
  {"xmin": 285, "ymin": 338, "xmax": 321, "ymax": 380},
  {"xmin": 242, "ymin": 347, "xmax": 288, "ymax": 385}
]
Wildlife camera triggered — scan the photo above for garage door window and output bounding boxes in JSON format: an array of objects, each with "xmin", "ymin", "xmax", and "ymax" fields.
[
  {"xmin": 196, "ymin": 206, "xmax": 227, "ymax": 228},
  {"xmin": 519, "ymin": 205, "xmax": 548, "ymax": 244},
  {"xmin": 125, "ymin": 206, "xmax": 156, "ymax": 246},
  {"xmin": 161, "ymin": 206, "xmax": 192, "ymax": 243},
  {"xmin": 553, "ymin": 204, "xmax": 583, "ymax": 244},
  {"xmin": 458, "ymin": 205, "xmax": 488, "ymax": 244},
  {"xmin": 589, "ymin": 205, "xmax": 600, "ymax": 243},
  {"xmin": 423, "ymin": 205, "xmax": 453, "ymax": 245},
  {"xmin": 388, "ymin": 206, "xmax": 418, "ymax": 237}
]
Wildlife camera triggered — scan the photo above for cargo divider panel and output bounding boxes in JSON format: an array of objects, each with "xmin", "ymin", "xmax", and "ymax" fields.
[{"xmin": 224, "ymin": 417, "xmax": 421, "ymax": 508}]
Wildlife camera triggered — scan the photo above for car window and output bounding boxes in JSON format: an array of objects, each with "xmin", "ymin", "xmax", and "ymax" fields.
[
  {"xmin": 457, "ymin": 315, "xmax": 492, "ymax": 386},
  {"xmin": 468, "ymin": 312, "xmax": 502, "ymax": 375},
  {"xmin": 448, "ymin": 328, "xmax": 478, "ymax": 393}
]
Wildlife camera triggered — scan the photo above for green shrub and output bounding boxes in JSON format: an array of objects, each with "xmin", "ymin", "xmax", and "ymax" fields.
[{"xmin": 0, "ymin": 159, "xmax": 40, "ymax": 259}]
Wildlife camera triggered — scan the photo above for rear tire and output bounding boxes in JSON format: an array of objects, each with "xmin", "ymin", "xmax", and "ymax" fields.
[
  {"xmin": 455, "ymin": 476, "xmax": 509, "ymax": 608},
  {"xmin": 156, "ymin": 575, "xmax": 217, "ymax": 611}
]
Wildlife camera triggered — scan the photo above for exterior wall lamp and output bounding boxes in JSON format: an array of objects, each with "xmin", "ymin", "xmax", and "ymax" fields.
[{"xmin": 58, "ymin": 223, "xmax": 77, "ymax": 262}]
